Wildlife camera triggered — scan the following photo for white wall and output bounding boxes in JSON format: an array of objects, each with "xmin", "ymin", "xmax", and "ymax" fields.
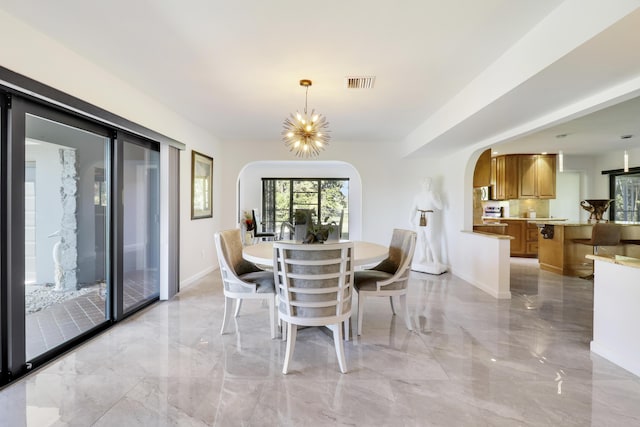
[{"xmin": 549, "ymin": 171, "xmax": 581, "ymax": 222}]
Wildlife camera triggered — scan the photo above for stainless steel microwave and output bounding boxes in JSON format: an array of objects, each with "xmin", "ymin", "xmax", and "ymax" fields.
[{"xmin": 479, "ymin": 186, "xmax": 491, "ymax": 201}]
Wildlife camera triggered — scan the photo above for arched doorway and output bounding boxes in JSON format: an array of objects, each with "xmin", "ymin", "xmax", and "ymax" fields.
[{"xmin": 237, "ymin": 160, "xmax": 363, "ymax": 240}]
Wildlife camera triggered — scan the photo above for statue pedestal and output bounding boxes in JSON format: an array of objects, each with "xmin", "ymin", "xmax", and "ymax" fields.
[{"xmin": 411, "ymin": 261, "xmax": 447, "ymax": 275}]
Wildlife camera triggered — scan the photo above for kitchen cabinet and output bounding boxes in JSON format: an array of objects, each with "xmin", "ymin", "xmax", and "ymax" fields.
[
  {"xmin": 473, "ymin": 149, "xmax": 492, "ymax": 187},
  {"xmin": 491, "ymin": 155, "xmax": 519, "ymax": 200},
  {"xmin": 519, "ymin": 154, "xmax": 556, "ymax": 199},
  {"xmin": 503, "ymin": 219, "xmax": 539, "ymax": 257},
  {"xmin": 491, "ymin": 154, "xmax": 555, "ymax": 200},
  {"xmin": 504, "ymin": 220, "xmax": 525, "ymax": 255},
  {"xmin": 537, "ymin": 154, "xmax": 556, "ymax": 198},
  {"xmin": 526, "ymin": 224, "xmax": 539, "ymax": 254}
]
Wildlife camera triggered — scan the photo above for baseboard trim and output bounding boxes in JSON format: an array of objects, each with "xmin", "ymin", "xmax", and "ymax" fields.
[{"xmin": 180, "ymin": 265, "xmax": 217, "ymax": 289}]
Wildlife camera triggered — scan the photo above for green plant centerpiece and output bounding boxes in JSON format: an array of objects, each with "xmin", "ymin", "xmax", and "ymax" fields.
[{"xmin": 304, "ymin": 221, "xmax": 337, "ymax": 243}]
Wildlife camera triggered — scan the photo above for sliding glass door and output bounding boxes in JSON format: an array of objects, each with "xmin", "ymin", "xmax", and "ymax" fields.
[
  {"xmin": 1, "ymin": 70, "xmax": 179, "ymax": 386},
  {"xmin": 23, "ymin": 113, "xmax": 111, "ymax": 360},
  {"xmin": 121, "ymin": 137, "xmax": 160, "ymax": 313},
  {"xmin": 2, "ymin": 96, "xmax": 113, "ymax": 374}
]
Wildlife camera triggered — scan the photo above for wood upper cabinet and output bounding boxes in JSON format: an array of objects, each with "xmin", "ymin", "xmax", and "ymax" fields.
[
  {"xmin": 504, "ymin": 155, "xmax": 519, "ymax": 199},
  {"xmin": 491, "ymin": 154, "xmax": 556, "ymax": 200},
  {"xmin": 519, "ymin": 154, "xmax": 556, "ymax": 199},
  {"xmin": 473, "ymin": 149, "xmax": 492, "ymax": 187},
  {"xmin": 519, "ymin": 154, "xmax": 538, "ymax": 198},
  {"xmin": 491, "ymin": 154, "xmax": 518, "ymax": 200},
  {"xmin": 537, "ymin": 154, "xmax": 556, "ymax": 198},
  {"xmin": 491, "ymin": 156, "xmax": 503, "ymax": 200}
]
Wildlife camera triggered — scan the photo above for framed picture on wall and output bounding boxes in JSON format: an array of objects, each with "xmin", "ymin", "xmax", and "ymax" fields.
[{"xmin": 191, "ymin": 150, "xmax": 213, "ymax": 219}]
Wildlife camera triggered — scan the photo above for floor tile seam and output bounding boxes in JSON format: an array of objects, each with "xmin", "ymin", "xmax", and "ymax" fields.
[{"xmin": 82, "ymin": 376, "xmax": 145, "ymax": 426}]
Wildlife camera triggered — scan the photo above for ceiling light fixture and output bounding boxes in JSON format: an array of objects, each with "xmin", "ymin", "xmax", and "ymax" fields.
[
  {"xmin": 558, "ymin": 150, "xmax": 564, "ymax": 173},
  {"xmin": 282, "ymin": 79, "xmax": 330, "ymax": 158}
]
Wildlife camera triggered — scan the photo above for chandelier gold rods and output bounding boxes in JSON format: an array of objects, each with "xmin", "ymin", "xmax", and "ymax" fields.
[{"xmin": 281, "ymin": 79, "xmax": 330, "ymax": 158}]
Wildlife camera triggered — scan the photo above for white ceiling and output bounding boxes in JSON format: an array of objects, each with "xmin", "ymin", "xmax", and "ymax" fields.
[
  {"xmin": 491, "ymin": 95, "xmax": 640, "ymax": 156},
  {"xmin": 1, "ymin": 0, "xmax": 639, "ymax": 156}
]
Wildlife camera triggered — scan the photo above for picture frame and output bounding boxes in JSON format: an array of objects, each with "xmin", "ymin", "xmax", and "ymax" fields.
[{"xmin": 191, "ymin": 150, "xmax": 213, "ymax": 219}]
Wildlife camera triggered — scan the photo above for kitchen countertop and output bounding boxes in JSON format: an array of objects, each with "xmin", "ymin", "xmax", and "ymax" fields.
[
  {"xmin": 482, "ymin": 217, "xmax": 567, "ymax": 222},
  {"xmin": 586, "ymin": 254, "xmax": 640, "ymax": 269},
  {"xmin": 530, "ymin": 220, "xmax": 639, "ymax": 226},
  {"xmin": 473, "ymin": 223, "xmax": 507, "ymax": 226}
]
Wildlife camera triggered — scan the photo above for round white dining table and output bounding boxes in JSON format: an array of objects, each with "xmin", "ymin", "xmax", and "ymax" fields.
[{"xmin": 243, "ymin": 240, "xmax": 388, "ymax": 267}]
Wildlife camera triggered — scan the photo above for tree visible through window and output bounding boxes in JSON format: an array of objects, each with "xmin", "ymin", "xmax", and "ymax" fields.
[
  {"xmin": 612, "ymin": 173, "xmax": 640, "ymax": 222},
  {"xmin": 262, "ymin": 178, "xmax": 349, "ymax": 238}
]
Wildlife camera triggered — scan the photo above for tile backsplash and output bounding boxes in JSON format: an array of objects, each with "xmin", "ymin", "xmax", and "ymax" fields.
[
  {"xmin": 508, "ymin": 199, "xmax": 550, "ymax": 218},
  {"xmin": 473, "ymin": 190, "xmax": 551, "ymax": 223}
]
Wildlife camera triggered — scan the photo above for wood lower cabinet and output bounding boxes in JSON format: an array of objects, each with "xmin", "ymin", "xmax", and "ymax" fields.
[
  {"xmin": 503, "ymin": 220, "xmax": 538, "ymax": 257},
  {"xmin": 526, "ymin": 225, "xmax": 539, "ymax": 254}
]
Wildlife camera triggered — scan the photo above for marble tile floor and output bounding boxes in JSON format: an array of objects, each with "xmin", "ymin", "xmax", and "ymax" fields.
[{"xmin": 2, "ymin": 258, "xmax": 640, "ymax": 426}]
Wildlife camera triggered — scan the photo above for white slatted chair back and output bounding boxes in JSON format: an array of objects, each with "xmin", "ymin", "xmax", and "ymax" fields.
[{"xmin": 273, "ymin": 241, "xmax": 354, "ymax": 373}]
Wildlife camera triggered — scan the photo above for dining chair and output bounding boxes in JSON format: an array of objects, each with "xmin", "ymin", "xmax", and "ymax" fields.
[
  {"xmin": 353, "ymin": 228, "xmax": 417, "ymax": 335},
  {"xmin": 214, "ymin": 229, "xmax": 277, "ymax": 338},
  {"xmin": 252, "ymin": 209, "xmax": 277, "ymax": 243},
  {"xmin": 273, "ymin": 241, "xmax": 354, "ymax": 374}
]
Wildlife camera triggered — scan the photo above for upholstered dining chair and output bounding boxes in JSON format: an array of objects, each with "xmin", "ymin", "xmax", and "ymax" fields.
[
  {"xmin": 273, "ymin": 241, "xmax": 354, "ymax": 374},
  {"xmin": 214, "ymin": 229, "xmax": 277, "ymax": 338},
  {"xmin": 353, "ymin": 228, "xmax": 417, "ymax": 335}
]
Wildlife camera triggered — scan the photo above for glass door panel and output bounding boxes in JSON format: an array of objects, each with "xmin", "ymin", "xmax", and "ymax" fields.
[
  {"xmin": 122, "ymin": 139, "xmax": 160, "ymax": 313},
  {"xmin": 24, "ymin": 114, "xmax": 110, "ymax": 360}
]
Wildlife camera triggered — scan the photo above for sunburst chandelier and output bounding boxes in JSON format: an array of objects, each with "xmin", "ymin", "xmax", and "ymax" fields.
[{"xmin": 282, "ymin": 79, "xmax": 330, "ymax": 158}]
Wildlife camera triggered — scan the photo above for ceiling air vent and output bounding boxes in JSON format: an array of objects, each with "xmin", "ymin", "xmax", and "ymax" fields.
[{"xmin": 345, "ymin": 76, "xmax": 375, "ymax": 89}]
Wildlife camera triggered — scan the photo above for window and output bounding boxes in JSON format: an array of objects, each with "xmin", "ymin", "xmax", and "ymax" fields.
[
  {"xmin": 262, "ymin": 178, "xmax": 349, "ymax": 238},
  {"xmin": 611, "ymin": 172, "xmax": 640, "ymax": 222}
]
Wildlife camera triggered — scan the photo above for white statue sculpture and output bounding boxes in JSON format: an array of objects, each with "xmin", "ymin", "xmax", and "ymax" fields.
[
  {"xmin": 48, "ymin": 230, "xmax": 63, "ymax": 291},
  {"xmin": 409, "ymin": 177, "xmax": 447, "ymax": 274}
]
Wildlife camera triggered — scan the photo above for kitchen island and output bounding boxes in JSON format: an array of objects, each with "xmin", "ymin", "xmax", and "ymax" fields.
[
  {"xmin": 483, "ymin": 217, "xmax": 565, "ymax": 257},
  {"xmin": 534, "ymin": 221, "xmax": 640, "ymax": 276}
]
